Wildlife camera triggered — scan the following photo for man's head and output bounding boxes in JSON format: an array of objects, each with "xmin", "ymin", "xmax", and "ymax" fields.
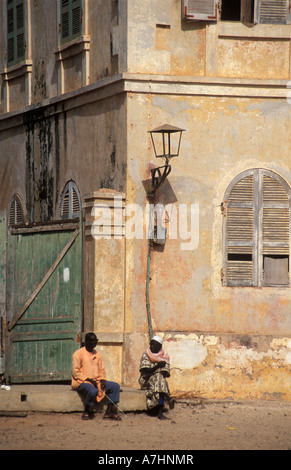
[
  {"xmin": 150, "ymin": 335, "xmax": 163, "ymax": 354},
  {"xmin": 85, "ymin": 332, "xmax": 98, "ymax": 352}
]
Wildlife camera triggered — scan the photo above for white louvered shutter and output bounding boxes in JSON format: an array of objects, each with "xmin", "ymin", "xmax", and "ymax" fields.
[
  {"xmin": 183, "ymin": 0, "xmax": 218, "ymax": 21},
  {"xmin": 224, "ymin": 169, "xmax": 290, "ymax": 288},
  {"xmin": 255, "ymin": 0, "xmax": 291, "ymax": 24},
  {"xmin": 225, "ymin": 174, "xmax": 254, "ymax": 286},
  {"xmin": 262, "ymin": 173, "xmax": 290, "ymax": 286}
]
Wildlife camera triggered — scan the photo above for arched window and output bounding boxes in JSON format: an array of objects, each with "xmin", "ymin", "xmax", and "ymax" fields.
[
  {"xmin": 60, "ymin": 181, "xmax": 81, "ymax": 219},
  {"xmin": 223, "ymin": 169, "xmax": 291, "ymax": 287},
  {"xmin": 8, "ymin": 194, "xmax": 25, "ymax": 226}
]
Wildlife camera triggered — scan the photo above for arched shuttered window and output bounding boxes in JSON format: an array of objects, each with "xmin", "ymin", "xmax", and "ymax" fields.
[
  {"xmin": 8, "ymin": 194, "xmax": 25, "ymax": 226},
  {"xmin": 223, "ymin": 169, "xmax": 291, "ymax": 287},
  {"xmin": 60, "ymin": 181, "xmax": 81, "ymax": 219}
]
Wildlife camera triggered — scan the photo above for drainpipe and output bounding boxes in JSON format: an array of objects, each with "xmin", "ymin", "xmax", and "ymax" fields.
[
  {"xmin": 145, "ymin": 193, "xmax": 155, "ymax": 340},
  {"xmin": 146, "ymin": 236, "xmax": 153, "ymax": 340}
]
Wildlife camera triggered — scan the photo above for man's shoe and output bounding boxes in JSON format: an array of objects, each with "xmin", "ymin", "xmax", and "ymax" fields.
[{"xmin": 82, "ymin": 411, "xmax": 94, "ymax": 420}]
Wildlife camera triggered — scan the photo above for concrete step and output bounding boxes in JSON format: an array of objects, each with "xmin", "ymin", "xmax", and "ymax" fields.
[{"xmin": 0, "ymin": 384, "xmax": 147, "ymax": 414}]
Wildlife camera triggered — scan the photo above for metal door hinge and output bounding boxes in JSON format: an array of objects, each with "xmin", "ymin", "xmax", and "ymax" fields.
[
  {"xmin": 221, "ymin": 202, "xmax": 227, "ymax": 217},
  {"xmin": 221, "ymin": 267, "xmax": 226, "ymax": 286}
]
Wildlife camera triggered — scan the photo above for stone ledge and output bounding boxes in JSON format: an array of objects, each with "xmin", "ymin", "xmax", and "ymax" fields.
[{"xmin": 0, "ymin": 385, "xmax": 146, "ymax": 413}]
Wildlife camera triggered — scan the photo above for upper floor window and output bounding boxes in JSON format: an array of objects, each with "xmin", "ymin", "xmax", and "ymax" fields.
[
  {"xmin": 183, "ymin": 0, "xmax": 291, "ymax": 24},
  {"xmin": 60, "ymin": 181, "xmax": 81, "ymax": 219},
  {"xmin": 7, "ymin": 0, "xmax": 25, "ymax": 67},
  {"xmin": 221, "ymin": 0, "xmax": 290, "ymax": 24},
  {"xmin": 221, "ymin": 0, "xmax": 246, "ymax": 21},
  {"xmin": 223, "ymin": 169, "xmax": 290, "ymax": 287},
  {"xmin": 61, "ymin": 0, "xmax": 82, "ymax": 44}
]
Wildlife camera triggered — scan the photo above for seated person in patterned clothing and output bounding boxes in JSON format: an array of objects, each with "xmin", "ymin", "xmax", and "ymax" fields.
[
  {"xmin": 139, "ymin": 335, "xmax": 175, "ymax": 420},
  {"xmin": 72, "ymin": 332, "xmax": 121, "ymax": 421}
]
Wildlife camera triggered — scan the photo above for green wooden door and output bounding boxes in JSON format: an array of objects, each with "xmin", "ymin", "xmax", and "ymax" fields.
[{"xmin": 6, "ymin": 222, "xmax": 82, "ymax": 383}]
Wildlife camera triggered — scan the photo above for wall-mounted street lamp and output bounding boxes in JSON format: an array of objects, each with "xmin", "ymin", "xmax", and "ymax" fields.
[
  {"xmin": 146, "ymin": 124, "xmax": 185, "ymax": 339},
  {"xmin": 148, "ymin": 124, "xmax": 185, "ymax": 196}
]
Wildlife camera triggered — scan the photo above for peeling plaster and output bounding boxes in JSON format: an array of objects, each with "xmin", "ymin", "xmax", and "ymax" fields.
[{"xmin": 157, "ymin": 333, "xmax": 291, "ymax": 399}]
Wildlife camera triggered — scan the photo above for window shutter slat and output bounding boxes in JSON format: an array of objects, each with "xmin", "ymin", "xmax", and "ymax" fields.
[
  {"xmin": 183, "ymin": 0, "xmax": 218, "ymax": 21},
  {"xmin": 62, "ymin": 12, "xmax": 70, "ymax": 40},
  {"xmin": 228, "ymin": 175, "xmax": 253, "ymax": 203},
  {"xmin": 7, "ymin": 8, "xmax": 14, "ymax": 33},
  {"xmin": 16, "ymin": 1, "xmax": 25, "ymax": 61},
  {"xmin": 227, "ymin": 208, "xmax": 253, "ymax": 241},
  {"xmin": 9, "ymin": 201, "xmax": 16, "ymax": 226},
  {"xmin": 263, "ymin": 175, "xmax": 289, "ymax": 256},
  {"xmin": 16, "ymin": 2, "xmax": 24, "ymax": 29},
  {"xmin": 15, "ymin": 199, "xmax": 23, "ymax": 224},
  {"xmin": 8, "ymin": 37, "xmax": 15, "ymax": 63},
  {"xmin": 61, "ymin": 0, "xmax": 70, "ymax": 41},
  {"xmin": 263, "ymin": 208, "xmax": 289, "ymax": 243},
  {"xmin": 263, "ymin": 176, "xmax": 289, "ymax": 203},
  {"xmin": 72, "ymin": 5, "xmax": 81, "ymax": 36},
  {"xmin": 61, "ymin": 191, "xmax": 70, "ymax": 218},
  {"xmin": 227, "ymin": 261, "xmax": 253, "ymax": 282},
  {"xmin": 17, "ymin": 32, "xmax": 25, "ymax": 61},
  {"xmin": 7, "ymin": 6, "xmax": 15, "ymax": 65}
]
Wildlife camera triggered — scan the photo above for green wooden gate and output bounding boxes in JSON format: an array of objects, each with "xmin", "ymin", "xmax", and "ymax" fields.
[{"xmin": 6, "ymin": 221, "xmax": 82, "ymax": 383}]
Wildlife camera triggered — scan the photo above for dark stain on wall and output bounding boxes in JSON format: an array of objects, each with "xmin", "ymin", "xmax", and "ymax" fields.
[
  {"xmin": 33, "ymin": 59, "xmax": 47, "ymax": 102},
  {"xmin": 24, "ymin": 106, "xmax": 60, "ymax": 223}
]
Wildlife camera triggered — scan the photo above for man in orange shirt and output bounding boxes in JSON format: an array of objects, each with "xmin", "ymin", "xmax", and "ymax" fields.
[{"xmin": 72, "ymin": 332, "xmax": 121, "ymax": 420}]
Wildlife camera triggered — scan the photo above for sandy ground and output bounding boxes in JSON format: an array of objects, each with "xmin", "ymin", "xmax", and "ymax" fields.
[{"xmin": 0, "ymin": 399, "xmax": 290, "ymax": 451}]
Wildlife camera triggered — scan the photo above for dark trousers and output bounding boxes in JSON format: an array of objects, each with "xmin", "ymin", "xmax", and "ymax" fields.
[{"xmin": 77, "ymin": 381, "xmax": 120, "ymax": 409}]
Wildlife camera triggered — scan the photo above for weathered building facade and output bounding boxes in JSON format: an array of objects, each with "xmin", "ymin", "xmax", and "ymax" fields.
[{"xmin": 0, "ymin": 0, "xmax": 290, "ymax": 400}]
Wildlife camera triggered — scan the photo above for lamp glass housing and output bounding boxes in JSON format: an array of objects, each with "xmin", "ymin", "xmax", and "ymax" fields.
[{"xmin": 149, "ymin": 124, "xmax": 185, "ymax": 164}]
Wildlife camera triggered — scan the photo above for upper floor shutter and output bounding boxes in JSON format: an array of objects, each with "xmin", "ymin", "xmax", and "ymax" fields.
[
  {"xmin": 61, "ymin": 0, "xmax": 82, "ymax": 44},
  {"xmin": 255, "ymin": 0, "xmax": 291, "ymax": 24},
  {"xmin": 183, "ymin": 0, "xmax": 218, "ymax": 21},
  {"xmin": 7, "ymin": 0, "xmax": 25, "ymax": 67}
]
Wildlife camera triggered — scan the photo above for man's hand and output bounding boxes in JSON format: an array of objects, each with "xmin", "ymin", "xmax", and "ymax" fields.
[{"xmin": 100, "ymin": 379, "xmax": 106, "ymax": 391}]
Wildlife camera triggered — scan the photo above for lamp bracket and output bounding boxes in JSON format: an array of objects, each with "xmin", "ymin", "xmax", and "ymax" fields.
[{"xmin": 148, "ymin": 164, "xmax": 171, "ymax": 197}]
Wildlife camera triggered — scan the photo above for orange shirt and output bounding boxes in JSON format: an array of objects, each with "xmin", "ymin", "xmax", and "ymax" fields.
[{"xmin": 71, "ymin": 347, "xmax": 106, "ymax": 402}]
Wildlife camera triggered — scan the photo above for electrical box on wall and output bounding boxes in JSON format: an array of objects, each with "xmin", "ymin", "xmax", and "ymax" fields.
[{"xmin": 183, "ymin": 0, "xmax": 218, "ymax": 21}]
